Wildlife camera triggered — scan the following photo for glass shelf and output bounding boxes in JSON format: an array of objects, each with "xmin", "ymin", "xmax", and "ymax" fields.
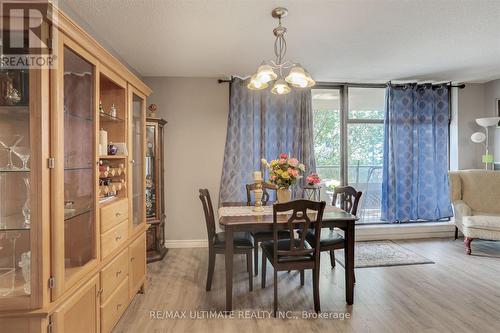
[
  {"xmin": 64, "ymin": 167, "xmax": 93, "ymax": 171},
  {"xmin": 64, "ymin": 208, "xmax": 92, "ymax": 221},
  {"xmin": 99, "ymin": 112, "xmax": 124, "ymax": 123},
  {"xmin": 99, "ymin": 155, "xmax": 127, "ymax": 159},
  {"xmin": 65, "ymin": 111, "xmax": 92, "ymax": 122},
  {"xmin": 0, "ymin": 214, "xmax": 30, "ymax": 231},
  {"xmin": 0, "ymin": 168, "xmax": 30, "ymax": 173}
]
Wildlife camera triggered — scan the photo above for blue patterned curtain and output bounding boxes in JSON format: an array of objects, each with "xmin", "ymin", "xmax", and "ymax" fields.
[
  {"xmin": 219, "ymin": 77, "xmax": 316, "ymax": 202},
  {"xmin": 381, "ymin": 84, "xmax": 453, "ymax": 222}
]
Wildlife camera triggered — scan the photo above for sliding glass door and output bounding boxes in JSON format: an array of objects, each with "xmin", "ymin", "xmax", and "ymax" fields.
[{"xmin": 312, "ymin": 85, "xmax": 386, "ymax": 224}]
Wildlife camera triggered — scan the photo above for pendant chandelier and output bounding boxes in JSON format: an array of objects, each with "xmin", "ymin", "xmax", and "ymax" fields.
[{"xmin": 247, "ymin": 7, "xmax": 315, "ymax": 95}]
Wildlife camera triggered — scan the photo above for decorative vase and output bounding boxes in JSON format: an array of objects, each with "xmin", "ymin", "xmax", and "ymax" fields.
[
  {"xmin": 277, "ymin": 187, "xmax": 292, "ymax": 203},
  {"xmin": 107, "ymin": 144, "xmax": 118, "ymax": 155}
]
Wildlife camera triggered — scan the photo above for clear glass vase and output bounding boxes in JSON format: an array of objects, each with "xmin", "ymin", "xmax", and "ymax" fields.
[{"xmin": 22, "ymin": 177, "xmax": 30, "ymax": 227}]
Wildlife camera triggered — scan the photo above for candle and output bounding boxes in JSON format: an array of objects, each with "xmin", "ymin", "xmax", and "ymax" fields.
[
  {"xmin": 99, "ymin": 129, "xmax": 108, "ymax": 155},
  {"xmin": 253, "ymin": 171, "xmax": 262, "ymax": 181}
]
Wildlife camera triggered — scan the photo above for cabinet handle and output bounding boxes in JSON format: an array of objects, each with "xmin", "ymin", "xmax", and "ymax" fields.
[
  {"xmin": 115, "ymin": 236, "xmax": 122, "ymax": 242},
  {"xmin": 117, "ymin": 303, "xmax": 122, "ymax": 310},
  {"xmin": 130, "ymin": 160, "xmax": 136, "ymax": 164},
  {"xmin": 130, "ymin": 257, "xmax": 135, "ymax": 262},
  {"xmin": 97, "ymin": 288, "xmax": 103, "ymax": 296},
  {"xmin": 116, "ymin": 212, "xmax": 122, "ymax": 217},
  {"xmin": 116, "ymin": 270, "xmax": 122, "ymax": 276}
]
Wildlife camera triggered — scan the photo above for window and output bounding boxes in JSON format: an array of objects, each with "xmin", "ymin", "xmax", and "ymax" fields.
[{"xmin": 312, "ymin": 85, "xmax": 386, "ymax": 224}]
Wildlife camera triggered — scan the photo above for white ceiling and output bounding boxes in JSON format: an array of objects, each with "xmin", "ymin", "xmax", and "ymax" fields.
[{"xmin": 60, "ymin": 0, "xmax": 500, "ymax": 83}]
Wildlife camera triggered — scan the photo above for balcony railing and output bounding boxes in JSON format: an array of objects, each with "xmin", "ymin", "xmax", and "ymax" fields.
[{"xmin": 316, "ymin": 164, "xmax": 383, "ymax": 224}]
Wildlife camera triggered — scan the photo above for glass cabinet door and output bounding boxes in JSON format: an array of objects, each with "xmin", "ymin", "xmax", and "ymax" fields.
[
  {"xmin": 145, "ymin": 124, "xmax": 156, "ymax": 219},
  {"xmin": 130, "ymin": 92, "xmax": 145, "ymax": 229},
  {"xmin": 0, "ymin": 69, "xmax": 32, "ymax": 301},
  {"xmin": 52, "ymin": 38, "xmax": 98, "ymax": 298},
  {"xmin": 62, "ymin": 46, "xmax": 95, "ymax": 281}
]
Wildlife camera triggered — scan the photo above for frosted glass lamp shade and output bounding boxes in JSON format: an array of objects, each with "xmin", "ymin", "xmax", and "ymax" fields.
[
  {"xmin": 247, "ymin": 74, "xmax": 268, "ymax": 90},
  {"xmin": 271, "ymin": 79, "xmax": 291, "ymax": 95},
  {"xmin": 471, "ymin": 132, "xmax": 486, "ymax": 144},
  {"xmin": 476, "ymin": 117, "xmax": 500, "ymax": 127},
  {"xmin": 285, "ymin": 66, "xmax": 307, "ymax": 86},
  {"xmin": 256, "ymin": 65, "xmax": 277, "ymax": 83}
]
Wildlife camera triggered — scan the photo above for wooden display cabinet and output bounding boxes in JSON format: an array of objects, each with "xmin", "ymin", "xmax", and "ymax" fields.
[
  {"xmin": 145, "ymin": 117, "xmax": 167, "ymax": 262},
  {"xmin": 0, "ymin": 4, "xmax": 151, "ymax": 333}
]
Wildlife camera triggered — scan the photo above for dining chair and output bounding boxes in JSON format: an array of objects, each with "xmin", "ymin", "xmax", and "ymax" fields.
[
  {"xmin": 261, "ymin": 199, "xmax": 326, "ymax": 315},
  {"xmin": 304, "ymin": 186, "xmax": 361, "ymax": 278},
  {"xmin": 199, "ymin": 189, "xmax": 254, "ymax": 292},
  {"xmin": 246, "ymin": 183, "xmax": 289, "ymax": 276}
]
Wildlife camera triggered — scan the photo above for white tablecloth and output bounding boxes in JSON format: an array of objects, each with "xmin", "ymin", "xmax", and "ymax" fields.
[{"xmin": 218, "ymin": 205, "xmax": 288, "ymax": 219}]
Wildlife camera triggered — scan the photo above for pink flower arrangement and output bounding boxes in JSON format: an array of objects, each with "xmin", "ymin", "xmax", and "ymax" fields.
[
  {"xmin": 306, "ymin": 173, "xmax": 321, "ymax": 185},
  {"xmin": 261, "ymin": 154, "xmax": 305, "ymax": 189}
]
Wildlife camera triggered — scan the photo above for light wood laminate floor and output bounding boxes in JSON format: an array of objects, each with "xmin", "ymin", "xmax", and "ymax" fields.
[{"xmin": 113, "ymin": 238, "xmax": 500, "ymax": 333}]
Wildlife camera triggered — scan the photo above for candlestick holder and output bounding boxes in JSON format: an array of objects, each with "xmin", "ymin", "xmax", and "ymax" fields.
[{"xmin": 253, "ymin": 180, "xmax": 265, "ymax": 212}]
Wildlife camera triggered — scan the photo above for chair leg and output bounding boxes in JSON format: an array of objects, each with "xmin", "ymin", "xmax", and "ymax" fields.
[
  {"xmin": 330, "ymin": 250, "xmax": 336, "ymax": 268},
  {"xmin": 300, "ymin": 270, "xmax": 305, "ymax": 286},
  {"xmin": 273, "ymin": 269, "xmax": 278, "ymax": 317},
  {"xmin": 261, "ymin": 251, "xmax": 267, "ymax": 288},
  {"xmin": 454, "ymin": 227, "xmax": 458, "ymax": 240},
  {"xmin": 464, "ymin": 237, "xmax": 473, "ymax": 255},
  {"xmin": 254, "ymin": 245, "xmax": 259, "ymax": 276},
  {"xmin": 246, "ymin": 252, "xmax": 253, "ymax": 291},
  {"xmin": 206, "ymin": 249, "xmax": 215, "ymax": 291},
  {"xmin": 313, "ymin": 266, "xmax": 321, "ymax": 313}
]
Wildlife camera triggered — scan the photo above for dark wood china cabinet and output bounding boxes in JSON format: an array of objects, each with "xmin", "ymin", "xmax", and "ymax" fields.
[{"xmin": 145, "ymin": 117, "xmax": 167, "ymax": 262}]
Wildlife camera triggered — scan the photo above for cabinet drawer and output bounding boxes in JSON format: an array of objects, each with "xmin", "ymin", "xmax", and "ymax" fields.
[
  {"xmin": 101, "ymin": 249, "xmax": 128, "ymax": 302},
  {"xmin": 100, "ymin": 277, "xmax": 129, "ymax": 333},
  {"xmin": 101, "ymin": 220, "xmax": 128, "ymax": 259},
  {"xmin": 100, "ymin": 198, "xmax": 129, "ymax": 233}
]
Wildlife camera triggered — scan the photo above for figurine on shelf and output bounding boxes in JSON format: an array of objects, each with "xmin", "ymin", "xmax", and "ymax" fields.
[
  {"xmin": 108, "ymin": 143, "xmax": 118, "ymax": 155},
  {"xmin": 110, "ymin": 104, "xmax": 117, "ymax": 118},
  {"xmin": 147, "ymin": 103, "xmax": 157, "ymax": 118},
  {"xmin": 5, "ymin": 87, "xmax": 21, "ymax": 105},
  {"xmin": 99, "ymin": 100, "xmax": 104, "ymax": 113}
]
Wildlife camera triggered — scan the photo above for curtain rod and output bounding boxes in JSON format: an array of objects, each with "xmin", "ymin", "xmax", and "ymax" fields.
[
  {"xmin": 388, "ymin": 81, "xmax": 465, "ymax": 89},
  {"xmin": 218, "ymin": 78, "xmax": 466, "ymax": 89}
]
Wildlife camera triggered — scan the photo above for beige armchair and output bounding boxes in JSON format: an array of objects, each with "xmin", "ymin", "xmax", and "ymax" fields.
[{"xmin": 449, "ymin": 170, "xmax": 500, "ymax": 254}]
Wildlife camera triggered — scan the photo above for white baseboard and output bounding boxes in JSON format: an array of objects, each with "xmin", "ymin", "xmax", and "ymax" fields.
[
  {"xmin": 165, "ymin": 239, "xmax": 208, "ymax": 248},
  {"xmin": 354, "ymin": 222, "xmax": 455, "ymax": 241},
  {"xmin": 165, "ymin": 223, "xmax": 456, "ymax": 248}
]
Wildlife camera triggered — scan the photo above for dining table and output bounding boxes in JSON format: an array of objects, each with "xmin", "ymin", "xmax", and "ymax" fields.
[{"xmin": 218, "ymin": 202, "xmax": 358, "ymax": 311}]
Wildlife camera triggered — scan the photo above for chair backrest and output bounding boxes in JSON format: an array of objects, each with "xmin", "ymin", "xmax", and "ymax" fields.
[
  {"xmin": 272, "ymin": 199, "xmax": 326, "ymax": 262},
  {"xmin": 332, "ymin": 186, "xmax": 362, "ymax": 216},
  {"xmin": 245, "ymin": 183, "xmax": 277, "ymax": 206},
  {"xmin": 199, "ymin": 189, "xmax": 216, "ymax": 243},
  {"xmin": 449, "ymin": 170, "xmax": 500, "ymax": 214}
]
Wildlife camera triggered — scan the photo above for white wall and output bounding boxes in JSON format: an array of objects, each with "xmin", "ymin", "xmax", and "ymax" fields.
[
  {"xmin": 144, "ymin": 77, "xmax": 229, "ymax": 243},
  {"xmin": 484, "ymin": 79, "xmax": 500, "ymax": 162},
  {"xmin": 452, "ymin": 84, "xmax": 488, "ymax": 170},
  {"xmin": 451, "ymin": 79, "xmax": 500, "ymax": 169}
]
